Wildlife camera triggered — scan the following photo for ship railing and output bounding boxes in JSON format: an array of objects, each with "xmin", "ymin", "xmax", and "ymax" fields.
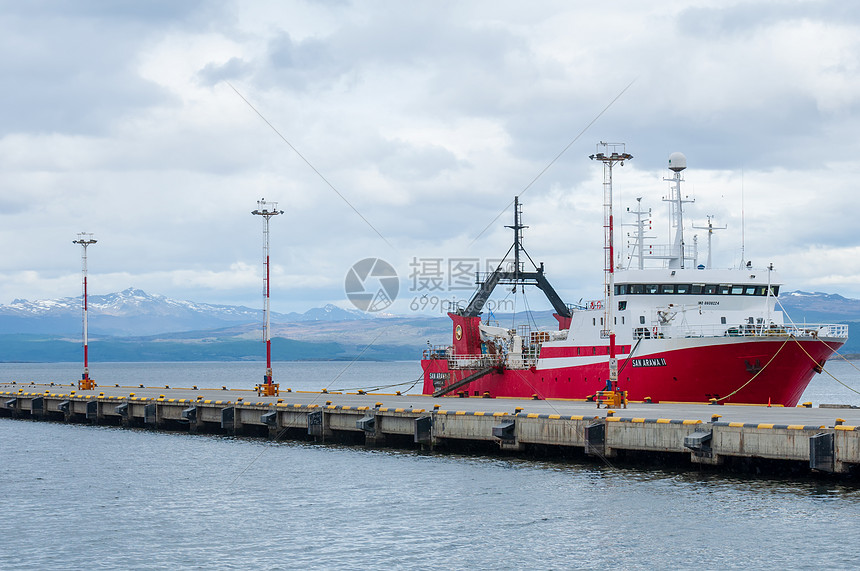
[
  {"xmin": 724, "ymin": 323, "xmax": 849, "ymax": 339},
  {"xmin": 785, "ymin": 324, "xmax": 849, "ymax": 339},
  {"xmin": 423, "ymin": 346, "xmax": 452, "ymax": 360},
  {"xmin": 635, "ymin": 323, "xmax": 849, "ymax": 340},
  {"xmin": 447, "ymin": 354, "xmax": 505, "ymax": 370}
]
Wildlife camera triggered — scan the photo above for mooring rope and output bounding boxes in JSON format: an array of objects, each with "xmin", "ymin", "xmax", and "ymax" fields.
[
  {"xmin": 713, "ymin": 335, "xmax": 792, "ymax": 402},
  {"xmin": 331, "ymin": 376, "xmax": 423, "ymax": 394},
  {"xmin": 791, "ymin": 336, "xmax": 860, "ymax": 397}
]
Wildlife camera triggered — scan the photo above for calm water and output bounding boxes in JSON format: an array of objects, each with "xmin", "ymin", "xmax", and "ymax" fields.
[{"xmin": 2, "ymin": 361, "xmax": 860, "ymax": 569}]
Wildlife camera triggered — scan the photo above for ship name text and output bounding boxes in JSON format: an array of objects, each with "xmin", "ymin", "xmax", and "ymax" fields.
[{"xmin": 631, "ymin": 358, "xmax": 668, "ymax": 368}]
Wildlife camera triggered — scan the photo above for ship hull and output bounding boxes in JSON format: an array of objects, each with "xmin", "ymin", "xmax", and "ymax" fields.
[{"xmin": 422, "ymin": 336, "xmax": 844, "ymax": 406}]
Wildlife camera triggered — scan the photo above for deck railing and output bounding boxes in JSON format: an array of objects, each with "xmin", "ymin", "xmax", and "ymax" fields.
[{"xmin": 635, "ymin": 323, "xmax": 849, "ymax": 340}]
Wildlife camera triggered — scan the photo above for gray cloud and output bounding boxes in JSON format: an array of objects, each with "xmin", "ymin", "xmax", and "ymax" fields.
[{"xmin": 3, "ymin": 0, "xmax": 860, "ymax": 311}]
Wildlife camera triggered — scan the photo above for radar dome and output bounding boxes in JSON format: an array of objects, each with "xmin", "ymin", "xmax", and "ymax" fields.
[{"xmin": 668, "ymin": 152, "xmax": 687, "ymax": 172}]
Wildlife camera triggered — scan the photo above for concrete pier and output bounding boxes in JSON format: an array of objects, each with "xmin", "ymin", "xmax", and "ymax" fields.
[{"xmin": 2, "ymin": 382, "xmax": 859, "ymax": 476}]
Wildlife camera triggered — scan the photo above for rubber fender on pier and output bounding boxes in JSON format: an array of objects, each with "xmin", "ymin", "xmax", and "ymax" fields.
[
  {"xmin": 683, "ymin": 430, "xmax": 713, "ymax": 451},
  {"xmin": 260, "ymin": 410, "xmax": 277, "ymax": 427},
  {"xmin": 810, "ymin": 432, "xmax": 835, "ymax": 473},
  {"xmin": 307, "ymin": 410, "xmax": 323, "ymax": 436},
  {"xmin": 85, "ymin": 401, "xmax": 98, "ymax": 420},
  {"xmin": 414, "ymin": 416, "xmax": 432, "ymax": 444},
  {"xmin": 492, "ymin": 420, "xmax": 516, "ymax": 441},
  {"xmin": 115, "ymin": 403, "xmax": 129, "ymax": 417},
  {"xmin": 181, "ymin": 406, "xmax": 197, "ymax": 423},
  {"xmin": 220, "ymin": 406, "xmax": 235, "ymax": 430},
  {"xmin": 356, "ymin": 414, "xmax": 376, "ymax": 432},
  {"xmin": 584, "ymin": 421, "xmax": 605, "ymax": 456},
  {"xmin": 144, "ymin": 403, "xmax": 157, "ymax": 425},
  {"xmin": 58, "ymin": 401, "xmax": 70, "ymax": 414},
  {"xmin": 4, "ymin": 398, "xmax": 16, "ymax": 409}
]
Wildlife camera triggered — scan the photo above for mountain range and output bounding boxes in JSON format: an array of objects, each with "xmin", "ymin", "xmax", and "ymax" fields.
[
  {"xmin": 0, "ymin": 287, "xmax": 370, "ymax": 336},
  {"xmin": 0, "ymin": 288, "xmax": 858, "ymax": 362}
]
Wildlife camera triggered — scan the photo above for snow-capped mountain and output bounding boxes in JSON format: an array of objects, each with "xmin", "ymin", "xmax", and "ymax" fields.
[
  {"xmin": 0, "ymin": 288, "xmax": 370, "ymax": 336},
  {"xmin": 3, "ymin": 288, "xmax": 260, "ymax": 319}
]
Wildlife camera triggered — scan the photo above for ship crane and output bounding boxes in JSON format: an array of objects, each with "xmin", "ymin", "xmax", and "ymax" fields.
[
  {"xmin": 433, "ymin": 198, "xmax": 571, "ymax": 398},
  {"xmin": 457, "ymin": 196, "xmax": 571, "ymax": 321}
]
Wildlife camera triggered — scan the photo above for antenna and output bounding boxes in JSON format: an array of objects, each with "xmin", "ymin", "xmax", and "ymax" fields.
[
  {"xmin": 740, "ymin": 168, "xmax": 746, "ymax": 268},
  {"xmin": 252, "ymin": 198, "xmax": 284, "ymax": 397},
  {"xmin": 692, "ymin": 215, "xmax": 727, "ymax": 269},
  {"xmin": 624, "ymin": 197, "xmax": 653, "ymax": 270},
  {"xmin": 72, "ymin": 233, "xmax": 97, "ymax": 391},
  {"xmin": 589, "ymin": 142, "xmax": 632, "ymax": 391},
  {"xmin": 662, "ymin": 152, "xmax": 694, "ymax": 269},
  {"xmin": 504, "ymin": 196, "xmax": 528, "ymax": 291}
]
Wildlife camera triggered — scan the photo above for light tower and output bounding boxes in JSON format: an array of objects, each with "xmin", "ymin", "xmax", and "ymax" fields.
[
  {"xmin": 73, "ymin": 233, "xmax": 97, "ymax": 391},
  {"xmin": 589, "ymin": 142, "xmax": 632, "ymax": 392},
  {"xmin": 252, "ymin": 198, "xmax": 284, "ymax": 396}
]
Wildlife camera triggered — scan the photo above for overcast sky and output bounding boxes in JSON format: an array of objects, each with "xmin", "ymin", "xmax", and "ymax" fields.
[{"xmin": 3, "ymin": 0, "xmax": 860, "ymax": 316}]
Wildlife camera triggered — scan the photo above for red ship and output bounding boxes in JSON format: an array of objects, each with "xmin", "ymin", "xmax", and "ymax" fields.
[{"xmin": 421, "ymin": 146, "xmax": 847, "ymax": 406}]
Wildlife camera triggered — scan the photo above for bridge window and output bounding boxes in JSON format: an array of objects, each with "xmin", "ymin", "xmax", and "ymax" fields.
[
  {"xmin": 640, "ymin": 316, "xmax": 645, "ymax": 324},
  {"xmin": 721, "ymin": 317, "xmax": 727, "ymax": 324},
  {"xmin": 619, "ymin": 283, "xmax": 774, "ymax": 296}
]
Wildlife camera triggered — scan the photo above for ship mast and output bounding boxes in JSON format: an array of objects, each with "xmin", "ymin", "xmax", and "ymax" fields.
[
  {"xmin": 663, "ymin": 152, "xmax": 694, "ymax": 268},
  {"xmin": 505, "ymin": 196, "xmax": 527, "ymax": 288},
  {"xmin": 590, "ymin": 142, "xmax": 632, "ymax": 391},
  {"xmin": 626, "ymin": 197, "xmax": 652, "ymax": 270},
  {"xmin": 692, "ymin": 215, "xmax": 726, "ymax": 269}
]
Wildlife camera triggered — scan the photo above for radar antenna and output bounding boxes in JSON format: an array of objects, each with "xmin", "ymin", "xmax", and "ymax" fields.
[{"xmin": 663, "ymin": 152, "xmax": 694, "ymax": 269}]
